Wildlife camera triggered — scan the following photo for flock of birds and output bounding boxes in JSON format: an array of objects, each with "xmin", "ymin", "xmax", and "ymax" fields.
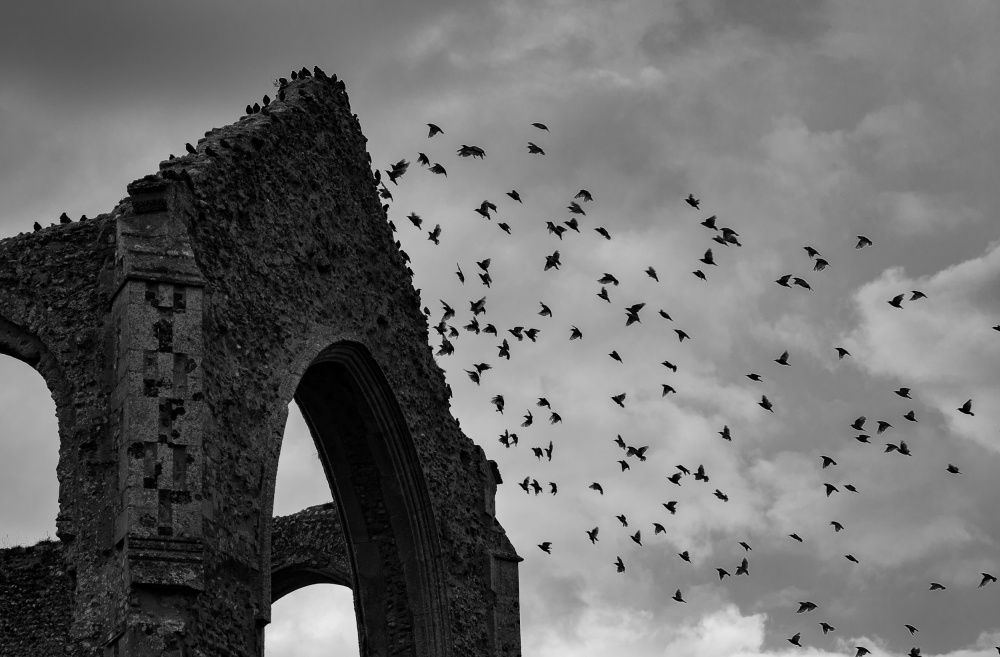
[
  {"xmin": 26, "ymin": 68, "xmax": 1000, "ymax": 656},
  {"xmin": 373, "ymin": 110, "xmax": 1000, "ymax": 656}
]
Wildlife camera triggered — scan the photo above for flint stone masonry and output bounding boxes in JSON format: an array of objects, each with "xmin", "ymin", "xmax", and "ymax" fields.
[{"xmin": 0, "ymin": 69, "xmax": 521, "ymax": 656}]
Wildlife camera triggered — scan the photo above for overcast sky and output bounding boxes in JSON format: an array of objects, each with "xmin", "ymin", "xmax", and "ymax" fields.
[{"xmin": 2, "ymin": 1, "xmax": 1000, "ymax": 656}]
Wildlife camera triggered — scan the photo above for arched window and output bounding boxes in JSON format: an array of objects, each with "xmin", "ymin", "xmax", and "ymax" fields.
[
  {"xmin": 0, "ymin": 356, "xmax": 59, "ymax": 548},
  {"xmin": 267, "ymin": 400, "xmax": 359, "ymax": 655}
]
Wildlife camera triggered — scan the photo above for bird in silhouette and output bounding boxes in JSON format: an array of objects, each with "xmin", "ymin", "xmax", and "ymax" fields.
[
  {"xmin": 626, "ymin": 445, "xmax": 648, "ymax": 461},
  {"xmin": 59, "ymin": 212, "xmax": 71, "ymax": 224},
  {"xmin": 616, "ymin": 514, "xmax": 628, "ymax": 527},
  {"xmin": 539, "ymin": 302, "xmax": 552, "ymax": 317},
  {"xmin": 548, "ymin": 482, "xmax": 557, "ymax": 494},
  {"xmin": 544, "ymin": 442, "xmax": 553, "ymax": 461},
  {"xmin": 653, "ymin": 523, "xmax": 666, "ymax": 535},
  {"xmin": 497, "ymin": 222, "xmax": 511, "ymax": 235},
  {"xmin": 618, "ymin": 459, "xmax": 630, "ymax": 472},
  {"xmin": 775, "ymin": 350, "xmax": 791, "ymax": 366},
  {"xmin": 664, "ymin": 501, "xmax": 678, "ymax": 514},
  {"xmin": 735, "ymin": 558, "xmax": 749, "ymax": 576},
  {"xmin": 824, "ymin": 483, "xmax": 839, "ymax": 497},
  {"xmin": 611, "ymin": 393, "xmax": 627, "ymax": 408},
  {"xmin": 685, "ymin": 194, "xmax": 700, "ymax": 209},
  {"xmin": 700, "ymin": 249, "xmax": 717, "ymax": 266},
  {"xmin": 979, "ymin": 573, "xmax": 997, "ymax": 587},
  {"xmin": 658, "ymin": 309, "xmax": 673, "ymax": 321},
  {"xmin": 544, "ymin": 251, "xmax": 561, "ymax": 271},
  {"xmin": 904, "ymin": 625, "xmax": 918, "ymax": 635},
  {"xmin": 958, "ymin": 399, "xmax": 974, "ymax": 415},
  {"xmin": 587, "ymin": 527, "xmax": 599, "ymax": 544},
  {"xmin": 507, "ymin": 190, "xmax": 522, "ymax": 202},
  {"xmin": 821, "ymin": 455, "xmax": 836, "ymax": 468},
  {"xmin": 876, "ymin": 420, "xmax": 892, "ymax": 434},
  {"xmin": 427, "ymin": 123, "xmax": 443, "ymax": 137},
  {"xmin": 747, "ymin": 373, "xmax": 762, "ymax": 382},
  {"xmin": 615, "ymin": 556, "xmax": 625, "ymax": 573},
  {"xmin": 417, "ymin": 152, "xmax": 430, "ymax": 166},
  {"xmin": 716, "ymin": 567, "xmax": 731, "ymax": 579},
  {"xmin": 646, "ymin": 266, "xmax": 659, "ymax": 281},
  {"xmin": 596, "ymin": 287, "xmax": 611, "ymax": 303},
  {"xmin": 33, "ymin": 221, "xmax": 42, "ymax": 232},
  {"xmin": 598, "ymin": 273, "xmax": 620, "ymax": 286},
  {"xmin": 429, "ymin": 163, "xmax": 447, "ymax": 176},
  {"xmin": 804, "ymin": 246, "xmax": 822, "ymax": 258},
  {"xmin": 595, "ymin": 226, "xmax": 612, "ymax": 240},
  {"xmin": 793, "ymin": 277, "xmax": 812, "ymax": 290},
  {"xmin": 702, "ymin": 215, "xmax": 718, "ymax": 230},
  {"xmin": 428, "ymin": 224, "xmax": 441, "ymax": 245},
  {"xmin": 856, "ymin": 648, "xmax": 871, "ymax": 657},
  {"xmin": 787, "ymin": 633, "xmax": 801, "ymax": 647},
  {"xmin": 836, "ymin": 347, "xmax": 851, "ymax": 359},
  {"xmin": 814, "ymin": 258, "xmax": 830, "ymax": 271},
  {"xmin": 630, "ymin": 530, "xmax": 642, "ymax": 546},
  {"xmin": 566, "ymin": 201, "xmax": 585, "ymax": 216},
  {"xmin": 946, "ymin": 464, "xmax": 961, "ymax": 474},
  {"xmin": 856, "ymin": 235, "xmax": 873, "ymax": 249},
  {"xmin": 465, "ymin": 370, "xmax": 481, "ymax": 385},
  {"xmin": 844, "ymin": 484, "xmax": 858, "ymax": 492},
  {"xmin": 789, "ymin": 533, "xmax": 803, "ymax": 542},
  {"xmin": 714, "ymin": 489, "xmax": 729, "ymax": 502},
  {"xmin": 673, "ymin": 589, "xmax": 686, "ymax": 602},
  {"xmin": 851, "ymin": 416, "xmax": 866, "ymax": 431},
  {"xmin": 537, "ymin": 398, "xmax": 550, "ymax": 408},
  {"xmin": 693, "ymin": 270, "xmax": 707, "ymax": 281},
  {"xmin": 662, "ymin": 360, "xmax": 678, "ymax": 372},
  {"xmin": 538, "ymin": 542, "xmax": 552, "ymax": 553},
  {"xmin": 929, "ymin": 582, "xmax": 946, "ymax": 590},
  {"xmin": 525, "ymin": 328, "xmax": 540, "ymax": 342},
  {"xmin": 625, "ymin": 303, "xmax": 646, "ymax": 326},
  {"xmin": 910, "ymin": 290, "xmax": 927, "ymax": 300},
  {"xmin": 532, "ymin": 122, "xmax": 549, "ymax": 132},
  {"xmin": 564, "ymin": 218, "xmax": 580, "ymax": 232},
  {"xmin": 855, "ymin": 434, "xmax": 871, "ymax": 443},
  {"xmin": 846, "ymin": 554, "xmax": 859, "ymax": 563},
  {"xmin": 530, "ymin": 480, "xmax": 542, "ymax": 495},
  {"xmin": 531, "ymin": 447, "xmax": 543, "ymax": 460},
  {"xmin": 776, "ymin": 274, "xmax": 792, "ymax": 287},
  {"xmin": 569, "ymin": 326, "xmax": 583, "ymax": 341},
  {"xmin": 719, "ymin": 425, "xmax": 732, "ymax": 441},
  {"xmin": 589, "ymin": 482, "xmax": 604, "ymax": 495},
  {"xmin": 675, "ymin": 329, "xmax": 690, "ymax": 342},
  {"xmin": 694, "ymin": 464, "xmax": 709, "ymax": 481},
  {"xmin": 889, "ymin": 294, "xmax": 905, "ymax": 308},
  {"xmin": 527, "ymin": 142, "xmax": 545, "ymax": 155},
  {"xmin": 895, "ymin": 387, "xmax": 912, "ymax": 398},
  {"xmin": 820, "ymin": 622, "xmax": 835, "ymax": 634},
  {"xmin": 457, "ymin": 145, "xmax": 486, "ymax": 159},
  {"xmin": 831, "ymin": 521, "xmax": 844, "ymax": 532},
  {"xmin": 667, "ymin": 473, "xmax": 682, "ymax": 486},
  {"xmin": 797, "ymin": 601, "xmax": 817, "ymax": 613},
  {"xmin": 759, "ymin": 395, "xmax": 774, "ymax": 412},
  {"xmin": 185, "ymin": 143, "xmax": 197, "ymax": 155},
  {"xmin": 678, "ymin": 550, "xmax": 691, "ymax": 563}
]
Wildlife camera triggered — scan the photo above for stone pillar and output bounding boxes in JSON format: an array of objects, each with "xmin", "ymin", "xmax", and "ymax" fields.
[{"xmin": 104, "ymin": 176, "xmax": 207, "ymax": 655}]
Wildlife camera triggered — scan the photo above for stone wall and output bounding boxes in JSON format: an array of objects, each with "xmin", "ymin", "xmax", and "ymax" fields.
[{"xmin": 0, "ymin": 68, "xmax": 520, "ymax": 656}]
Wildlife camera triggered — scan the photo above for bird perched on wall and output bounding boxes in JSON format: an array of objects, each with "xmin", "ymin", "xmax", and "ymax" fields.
[
  {"xmin": 33, "ymin": 221, "xmax": 41, "ymax": 232},
  {"xmin": 185, "ymin": 143, "xmax": 197, "ymax": 155},
  {"xmin": 59, "ymin": 212, "xmax": 71, "ymax": 224}
]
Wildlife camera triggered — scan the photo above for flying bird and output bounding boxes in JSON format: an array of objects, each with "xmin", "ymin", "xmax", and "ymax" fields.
[
  {"xmin": 595, "ymin": 226, "xmax": 612, "ymax": 240},
  {"xmin": 910, "ymin": 290, "xmax": 927, "ymax": 300},
  {"xmin": 700, "ymin": 249, "xmax": 717, "ymax": 266},
  {"xmin": 427, "ymin": 123, "xmax": 443, "ymax": 137},
  {"xmin": 851, "ymin": 416, "xmax": 866, "ymax": 431},
  {"xmin": 702, "ymin": 215, "xmax": 718, "ymax": 230},
  {"xmin": 575, "ymin": 189, "xmax": 593, "ymax": 202},
  {"xmin": 814, "ymin": 258, "xmax": 830, "ymax": 271},
  {"xmin": 646, "ymin": 266, "xmax": 659, "ymax": 281},
  {"xmin": 739, "ymin": 541, "xmax": 752, "ymax": 551},
  {"xmin": 793, "ymin": 277, "xmax": 812, "ymax": 290},
  {"xmin": 531, "ymin": 122, "xmax": 549, "ymax": 131},
  {"xmin": 789, "ymin": 533, "xmax": 803, "ymax": 542},
  {"xmin": 527, "ymin": 142, "xmax": 545, "ymax": 155},
  {"xmin": 598, "ymin": 273, "xmax": 620, "ymax": 286},
  {"xmin": 685, "ymin": 194, "xmax": 700, "ymax": 209},
  {"xmin": 889, "ymin": 294, "xmax": 905, "ymax": 308},
  {"xmin": 929, "ymin": 582, "xmax": 946, "ymax": 590},
  {"xmin": 946, "ymin": 464, "xmax": 961, "ymax": 474},
  {"xmin": 876, "ymin": 420, "xmax": 892, "ymax": 434},
  {"xmin": 615, "ymin": 556, "xmax": 625, "ymax": 573},
  {"xmin": 836, "ymin": 347, "xmax": 851, "ymax": 359},
  {"xmin": 569, "ymin": 326, "xmax": 583, "ymax": 340},
  {"xmin": 747, "ymin": 373, "xmax": 762, "ymax": 382},
  {"xmin": 797, "ymin": 601, "xmax": 817, "ymax": 613},
  {"xmin": 716, "ymin": 568, "xmax": 730, "ymax": 580},
  {"xmin": 904, "ymin": 625, "xmax": 918, "ymax": 635},
  {"xmin": 693, "ymin": 270, "xmax": 707, "ymax": 281},
  {"xmin": 587, "ymin": 527, "xmax": 599, "ymax": 544},
  {"xmin": 618, "ymin": 459, "xmax": 630, "ymax": 472},
  {"xmin": 507, "ymin": 190, "xmax": 522, "ymax": 202},
  {"xmin": 539, "ymin": 302, "xmax": 552, "ymax": 317},
  {"xmin": 662, "ymin": 360, "xmax": 678, "ymax": 372},
  {"xmin": 417, "ymin": 152, "xmax": 430, "ymax": 166},
  {"xmin": 776, "ymin": 274, "xmax": 792, "ymax": 287},
  {"xmin": 824, "ymin": 483, "xmax": 839, "ymax": 497},
  {"xmin": 821, "ymin": 455, "xmax": 836, "ymax": 468},
  {"xmin": 429, "ymin": 163, "xmax": 447, "ymax": 176},
  {"xmin": 609, "ymin": 350, "xmax": 622, "ymax": 363},
  {"xmin": 427, "ymin": 224, "xmax": 441, "ymax": 244},
  {"xmin": 804, "ymin": 246, "xmax": 822, "ymax": 258},
  {"xmin": 625, "ymin": 303, "xmax": 646, "ymax": 326},
  {"xmin": 663, "ymin": 501, "xmax": 677, "ymax": 514},
  {"xmin": 719, "ymin": 425, "xmax": 732, "ymax": 441},
  {"xmin": 846, "ymin": 554, "xmax": 859, "ymax": 563},
  {"xmin": 820, "ymin": 622, "xmax": 835, "ymax": 634},
  {"xmin": 958, "ymin": 399, "xmax": 974, "ymax": 415},
  {"xmin": 856, "ymin": 235, "xmax": 873, "ymax": 249},
  {"xmin": 567, "ymin": 201, "xmax": 586, "ymax": 215},
  {"xmin": 775, "ymin": 350, "xmax": 790, "ymax": 366},
  {"xmin": 672, "ymin": 589, "xmax": 686, "ymax": 603},
  {"xmin": 616, "ymin": 514, "xmax": 628, "ymax": 527},
  {"xmin": 537, "ymin": 542, "xmax": 552, "ymax": 554},
  {"xmin": 589, "ymin": 482, "xmax": 604, "ymax": 495},
  {"xmin": 597, "ymin": 287, "xmax": 611, "ymax": 302},
  {"xmin": 735, "ymin": 558, "xmax": 749, "ymax": 576},
  {"xmin": 675, "ymin": 329, "xmax": 690, "ymax": 342},
  {"xmin": 979, "ymin": 573, "xmax": 997, "ymax": 587},
  {"xmin": 895, "ymin": 387, "xmax": 911, "ymax": 398},
  {"xmin": 630, "ymin": 530, "xmax": 642, "ymax": 545},
  {"xmin": 831, "ymin": 521, "xmax": 844, "ymax": 532},
  {"xmin": 759, "ymin": 395, "xmax": 774, "ymax": 412},
  {"xmin": 787, "ymin": 633, "xmax": 801, "ymax": 647},
  {"xmin": 544, "ymin": 251, "xmax": 561, "ymax": 271},
  {"xmin": 611, "ymin": 393, "xmax": 627, "ymax": 408}
]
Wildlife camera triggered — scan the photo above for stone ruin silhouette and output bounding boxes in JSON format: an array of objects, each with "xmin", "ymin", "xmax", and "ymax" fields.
[{"xmin": 0, "ymin": 69, "xmax": 522, "ymax": 656}]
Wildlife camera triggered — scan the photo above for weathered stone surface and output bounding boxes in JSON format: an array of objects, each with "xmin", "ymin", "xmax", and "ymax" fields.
[{"xmin": 0, "ymin": 70, "xmax": 521, "ymax": 656}]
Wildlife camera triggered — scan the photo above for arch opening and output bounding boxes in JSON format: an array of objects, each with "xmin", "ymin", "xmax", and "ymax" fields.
[{"xmin": 281, "ymin": 341, "xmax": 452, "ymax": 657}]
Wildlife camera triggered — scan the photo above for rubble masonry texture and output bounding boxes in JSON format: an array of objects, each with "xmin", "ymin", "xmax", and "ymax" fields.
[{"xmin": 0, "ymin": 71, "xmax": 521, "ymax": 656}]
